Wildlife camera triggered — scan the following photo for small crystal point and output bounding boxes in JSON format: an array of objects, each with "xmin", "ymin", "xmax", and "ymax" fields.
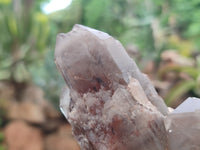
[{"xmin": 172, "ymin": 97, "xmax": 200, "ymax": 113}]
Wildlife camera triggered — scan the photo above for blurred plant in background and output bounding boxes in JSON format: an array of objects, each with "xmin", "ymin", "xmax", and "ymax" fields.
[
  {"xmin": 157, "ymin": 50, "xmax": 200, "ymax": 106},
  {"xmin": 0, "ymin": 132, "xmax": 6, "ymax": 150},
  {"xmin": 0, "ymin": 0, "xmax": 64, "ymax": 106},
  {"xmin": 0, "ymin": 118, "xmax": 5, "ymax": 150},
  {"xmin": 0, "ymin": 0, "xmax": 50, "ymax": 82}
]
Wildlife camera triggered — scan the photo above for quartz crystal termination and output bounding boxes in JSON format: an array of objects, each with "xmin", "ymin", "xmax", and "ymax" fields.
[
  {"xmin": 55, "ymin": 24, "xmax": 168, "ymax": 115},
  {"xmin": 55, "ymin": 24, "xmax": 168, "ymax": 150}
]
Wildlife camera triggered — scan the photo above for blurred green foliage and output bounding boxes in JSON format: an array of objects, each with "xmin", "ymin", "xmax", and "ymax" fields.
[
  {"xmin": 0, "ymin": 147, "xmax": 6, "ymax": 150},
  {"xmin": 0, "ymin": 0, "xmax": 50, "ymax": 82},
  {"xmin": 0, "ymin": 131, "xmax": 6, "ymax": 150},
  {"xmin": 158, "ymin": 56, "xmax": 200, "ymax": 106},
  {"xmin": 1, "ymin": 0, "xmax": 200, "ymax": 106},
  {"xmin": 0, "ymin": 132, "xmax": 4, "ymax": 143}
]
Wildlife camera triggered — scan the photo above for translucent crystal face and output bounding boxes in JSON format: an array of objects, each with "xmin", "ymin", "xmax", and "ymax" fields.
[
  {"xmin": 59, "ymin": 87, "xmax": 70, "ymax": 119},
  {"xmin": 55, "ymin": 24, "xmax": 134, "ymax": 93}
]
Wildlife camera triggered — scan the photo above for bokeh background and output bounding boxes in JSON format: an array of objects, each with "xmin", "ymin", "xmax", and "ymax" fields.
[{"xmin": 1, "ymin": 0, "xmax": 200, "ymax": 149}]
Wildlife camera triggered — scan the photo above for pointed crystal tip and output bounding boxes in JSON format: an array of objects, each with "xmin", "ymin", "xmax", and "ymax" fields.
[{"xmin": 172, "ymin": 97, "xmax": 200, "ymax": 114}]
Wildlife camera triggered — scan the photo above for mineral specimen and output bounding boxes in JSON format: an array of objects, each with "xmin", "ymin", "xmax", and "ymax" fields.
[{"xmin": 55, "ymin": 24, "xmax": 168, "ymax": 150}]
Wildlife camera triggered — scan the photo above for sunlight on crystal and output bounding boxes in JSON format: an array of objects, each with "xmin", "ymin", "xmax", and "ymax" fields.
[{"xmin": 43, "ymin": 0, "xmax": 72, "ymax": 14}]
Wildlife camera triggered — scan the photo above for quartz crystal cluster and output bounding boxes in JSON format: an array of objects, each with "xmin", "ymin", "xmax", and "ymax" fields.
[{"xmin": 55, "ymin": 24, "xmax": 200, "ymax": 150}]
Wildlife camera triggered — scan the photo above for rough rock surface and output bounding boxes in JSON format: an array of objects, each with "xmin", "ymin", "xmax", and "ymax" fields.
[
  {"xmin": 45, "ymin": 125, "xmax": 80, "ymax": 150},
  {"xmin": 8, "ymin": 101, "xmax": 46, "ymax": 123},
  {"xmin": 6, "ymin": 84, "xmax": 60, "ymax": 124},
  {"xmin": 55, "ymin": 24, "xmax": 168, "ymax": 150},
  {"xmin": 165, "ymin": 112, "xmax": 200, "ymax": 150},
  {"xmin": 4, "ymin": 121, "xmax": 44, "ymax": 150}
]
